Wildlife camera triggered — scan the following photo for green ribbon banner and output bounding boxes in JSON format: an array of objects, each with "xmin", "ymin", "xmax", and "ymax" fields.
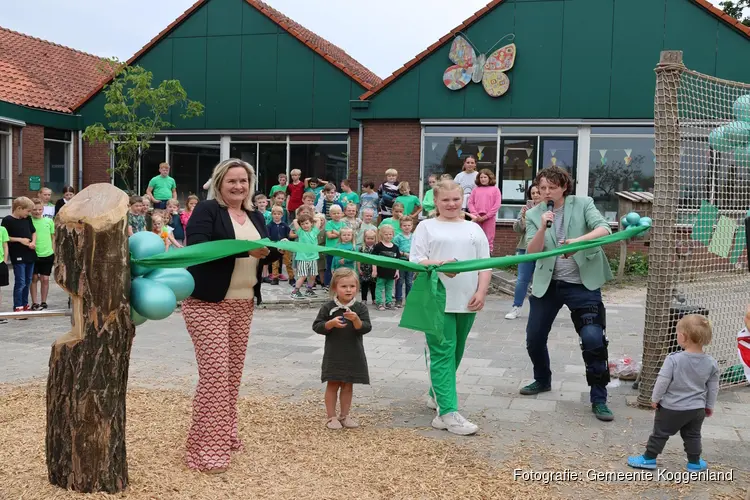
[{"xmin": 132, "ymin": 225, "xmax": 648, "ymax": 343}]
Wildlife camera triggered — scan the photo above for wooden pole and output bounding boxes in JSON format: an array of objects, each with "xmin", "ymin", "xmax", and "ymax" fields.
[{"xmin": 46, "ymin": 183, "xmax": 134, "ymax": 493}]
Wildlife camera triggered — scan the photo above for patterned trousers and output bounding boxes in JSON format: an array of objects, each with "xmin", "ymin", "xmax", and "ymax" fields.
[{"xmin": 182, "ymin": 297, "xmax": 254, "ymax": 471}]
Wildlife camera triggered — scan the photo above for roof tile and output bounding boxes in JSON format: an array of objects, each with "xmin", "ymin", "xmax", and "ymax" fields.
[{"xmin": 0, "ymin": 26, "xmax": 111, "ymax": 114}]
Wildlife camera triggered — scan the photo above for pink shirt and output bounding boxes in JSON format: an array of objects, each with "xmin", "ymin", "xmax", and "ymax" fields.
[{"xmin": 468, "ymin": 185, "xmax": 502, "ymax": 219}]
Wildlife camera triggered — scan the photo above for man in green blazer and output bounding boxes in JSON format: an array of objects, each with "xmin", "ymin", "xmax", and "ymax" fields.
[{"xmin": 520, "ymin": 166, "xmax": 615, "ymax": 422}]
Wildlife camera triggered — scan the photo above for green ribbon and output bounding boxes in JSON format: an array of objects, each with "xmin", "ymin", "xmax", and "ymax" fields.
[{"xmin": 132, "ymin": 225, "xmax": 648, "ymax": 343}]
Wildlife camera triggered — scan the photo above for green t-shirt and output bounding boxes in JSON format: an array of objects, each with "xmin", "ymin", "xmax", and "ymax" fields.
[
  {"xmin": 395, "ymin": 194, "xmax": 421, "ymax": 216},
  {"xmin": 262, "ymin": 210, "xmax": 272, "ymax": 225},
  {"xmin": 148, "ymin": 175, "xmax": 177, "ymax": 201},
  {"xmin": 296, "ymin": 227, "xmax": 320, "ymax": 260},
  {"xmin": 378, "ymin": 217, "xmax": 402, "ymax": 237},
  {"xmin": 340, "ymin": 191, "xmax": 360, "ymax": 207},
  {"xmin": 332, "ymin": 242, "xmax": 356, "ymax": 270},
  {"xmin": 0, "ymin": 226, "xmax": 9, "ymax": 262},
  {"xmin": 32, "ymin": 217, "xmax": 55, "ymax": 258},
  {"xmin": 393, "ymin": 233, "xmax": 412, "ymax": 257},
  {"xmin": 269, "ymin": 184, "xmax": 287, "ymax": 197},
  {"xmin": 325, "ymin": 219, "xmax": 345, "ymax": 247},
  {"xmin": 422, "ymin": 189, "xmax": 435, "ymax": 215}
]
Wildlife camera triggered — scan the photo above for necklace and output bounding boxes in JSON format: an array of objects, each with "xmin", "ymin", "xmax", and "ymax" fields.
[{"xmin": 228, "ymin": 207, "xmax": 247, "ymax": 223}]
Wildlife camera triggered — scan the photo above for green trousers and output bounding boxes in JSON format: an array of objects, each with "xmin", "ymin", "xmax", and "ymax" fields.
[
  {"xmin": 375, "ymin": 277, "xmax": 395, "ymax": 306},
  {"xmin": 425, "ymin": 312, "xmax": 476, "ymax": 416}
]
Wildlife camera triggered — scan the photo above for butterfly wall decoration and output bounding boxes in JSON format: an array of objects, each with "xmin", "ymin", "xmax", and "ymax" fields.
[{"xmin": 443, "ymin": 34, "xmax": 516, "ymax": 98}]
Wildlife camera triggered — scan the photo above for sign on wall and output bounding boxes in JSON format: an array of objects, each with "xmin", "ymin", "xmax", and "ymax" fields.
[
  {"xmin": 443, "ymin": 34, "xmax": 516, "ymax": 98},
  {"xmin": 29, "ymin": 176, "xmax": 41, "ymax": 191}
]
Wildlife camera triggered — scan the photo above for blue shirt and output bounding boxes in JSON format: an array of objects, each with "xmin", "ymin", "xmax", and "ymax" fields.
[
  {"xmin": 393, "ymin": 233, "xmax": 412, "ymax": 257},
  {"xmin": 267, "ymin": 221, "xmax": 291, "ymax": 242}
]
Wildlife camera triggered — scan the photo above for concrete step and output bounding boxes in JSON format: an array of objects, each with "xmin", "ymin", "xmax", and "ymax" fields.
[{"xmin": 490, "ymin": 270, "xmax": 517, "ymax": 297}]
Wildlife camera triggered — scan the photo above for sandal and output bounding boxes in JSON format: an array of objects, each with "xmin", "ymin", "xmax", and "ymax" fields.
[
  {"xmin": 339, "ymin": 415, "xmax": 359, "ymax": 428},
  {"xmin": 326, "ymin": 417, "xmax": 343, "ymax": 429},
  {"xmin": 377, "ymin": 305, "xmax": 385, "ymax": 311}
]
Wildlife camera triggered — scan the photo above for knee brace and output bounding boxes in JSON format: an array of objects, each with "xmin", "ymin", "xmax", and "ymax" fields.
[
  {"xmin": 570, "ymin": 302, "xmax": 606, "ymax": 332},
  {"xmin": 572, "ymin": 302, "xmax": 610, "ymax": 386}
]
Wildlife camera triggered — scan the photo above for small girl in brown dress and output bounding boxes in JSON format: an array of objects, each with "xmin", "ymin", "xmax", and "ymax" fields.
[{"xmin": 312, "ymin": 268, "xmax": 372, "ymax": 429}]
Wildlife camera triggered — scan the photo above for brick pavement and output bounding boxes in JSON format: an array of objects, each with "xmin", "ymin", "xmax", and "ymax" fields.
[{"xmin": 2, "ymin": 279, "xmax": 749, "ymax": 493}]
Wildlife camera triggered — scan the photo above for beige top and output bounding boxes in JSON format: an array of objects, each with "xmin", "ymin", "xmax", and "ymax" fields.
[{"xmin": 225, "ymin": 216, "xmax": 261, "ymax": 300}]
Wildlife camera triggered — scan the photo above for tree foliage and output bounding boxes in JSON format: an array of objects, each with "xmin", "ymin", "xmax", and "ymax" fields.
[
  {"xmin": 82, "ymin": 59, "xmax": 204, "ymax": 193},
  {"xmin": 720, "ymin": 0, "xmax": 750, "ymax": 26}
]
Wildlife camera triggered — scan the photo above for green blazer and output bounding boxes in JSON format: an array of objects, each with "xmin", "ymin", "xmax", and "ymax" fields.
[{"xmin": 525, "ymin": 195, "xmax": 613, "ymax": 297}]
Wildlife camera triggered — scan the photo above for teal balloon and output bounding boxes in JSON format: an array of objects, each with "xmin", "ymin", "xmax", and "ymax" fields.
[
  {"xmin": 146, "ymin": 268, "xmax": 195, "ymax": 301},
  {"xmin": 734, "ymin": 95, "xmax": 750, "ymax": 122},
  {"xmin": 130, "ymin": 306, "xmax": 148, "ymax": 326},
  {"xmin": 129, "ymin": 231, "xmax": 165, "ymax": 277},
  {"xmin": 735, "ymin": 143, "xmax": 750, "ymax": 166},
  {"xmin": 620, "ymin": 216, "xmax": 629, "ymax": 228},
  {"xmin": 709, "ymin": 121, "xmax": 750, "ymax": 152},
  {"xmin": 638, "ymin": 217, "xmax": 653, "ymax": 228},
  {"xmin": 131, "ymin": 277, "xmax": 177, "ymax": 321},
  {"xmin": 626, "ymin": 212, "xmax": 641, "ymax": 226}
]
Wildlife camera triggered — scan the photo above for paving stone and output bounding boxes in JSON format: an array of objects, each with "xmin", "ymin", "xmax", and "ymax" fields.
[
  {"xmin": 464, "ymin": 394, "xmax": 511, "ymax": 410},
  {"xmin": 483, "ymin": 408, "xmax": 532, "ymax": 423},
  {"xmin": 455, "ymin": 384, "xmax": 495, "ymax": 396},
  {"xmin": 465, "ymin": 366, "xmax": 507, "ymax": 377},
  {"xmin": 509, "ymin": 398, "xmax": 558, "ymax": 412},
  {"xmin": 536, "ymin": 391, "xmax": 587, "ymax": 402},
  {"xmin": 700, "ymin": 425, "xmax": 741, "ymax": 441}
]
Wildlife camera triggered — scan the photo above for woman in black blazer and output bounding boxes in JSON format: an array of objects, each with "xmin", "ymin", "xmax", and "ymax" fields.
[{"xmin": 182, "ymin": 158, "xmax": 277, "ymax": 474}]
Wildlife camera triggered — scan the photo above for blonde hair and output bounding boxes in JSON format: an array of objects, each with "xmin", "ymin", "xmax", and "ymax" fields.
[
  {"xmin": 12, "ymin": 196, "xmax": 34, "ymax": 211},
  {"xmin": 385, "ymin": 168, "xmax": 398, "ymax": 176},
  {"xmin": 31, "ymin": 197, "xmax": 43, "ymax": 206},
  {"xmin": 166, "ymin": 198, "xmax": 179, "ymax": 208},
  {"xmin": 339, "ymin": 226, "xmax": 354, "ymax": 240},
  {"xmin": 399, "ymin": 216, "xmax": 414, "ymax": 227},
  {"xmin": 159, "ymin": 162, "xmax": 170, "ymax": 170},
  {"xmin": 329, "ymin": 204, "xmax": 343, "ymax": 214},
  {"xmin": 676, "ymin": 314, "xmax": 713, "ymax": 346},
  {"xmin": 186, "ymin": 194, "xmax": 199, "ymax": 209},
  {"xmin": 39, "ymin": 187, "xmax": 52, "ymax": 195},
  {"xmin": 271, "ymin": 205, "xmax": 284, "ymax": 214},
  {"xmin": 398, "ymin": 181, "xmax": 410, "ymax": 194},
  {"xmin": 290, "ymin": 169, "xmax": 301, "ymax": 176},
  {"xmin": 208, "ymin": 158, "xmax": 256, "ymax": 211},
  {"xmin": 433, "ymin": 181, "xmax": 463, "ymax": 217},
  {"xmin": 362, "ymin": 228, "xmax": 378, "ymax": 245},
  {"xmin": 378, "ymin": 224, "xmax": 394, "ymax": 237},
  {"xmin": 329, "ymin": 268, "xmax": 359, "ymax": 296}
]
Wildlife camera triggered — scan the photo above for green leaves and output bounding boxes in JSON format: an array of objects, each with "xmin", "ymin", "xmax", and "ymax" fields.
[{"xmin": 82, "ymin": 59, "xmax": 204, "ymax": 193}]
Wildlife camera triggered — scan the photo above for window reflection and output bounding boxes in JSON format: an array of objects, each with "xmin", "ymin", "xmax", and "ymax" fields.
[{"xmin": 423, "ymin": 136, "xmax": 497, "ymax": 193}]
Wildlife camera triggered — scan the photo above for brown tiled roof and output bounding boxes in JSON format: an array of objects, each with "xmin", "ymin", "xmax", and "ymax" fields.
[
  {"xmin": 75, "ymin": 0, "xmax": 381, "ymax": 111},
  {"xmin": 0, "ymin": 26, "xmax": 111, "ymax": 114},
  {"xmin": 360, "ymin": 0, "xmax": 750, "ymax": 101}
]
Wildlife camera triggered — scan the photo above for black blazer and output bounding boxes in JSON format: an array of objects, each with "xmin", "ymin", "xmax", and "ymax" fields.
[{"xmin": 186, "ymin": 199, "xmax": 278, "ymax": 303}]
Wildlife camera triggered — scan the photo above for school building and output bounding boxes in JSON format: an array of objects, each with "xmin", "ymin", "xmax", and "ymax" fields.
[{"xmin": 2, "ymin": 0, "xmax": 750, "ymax": 254}]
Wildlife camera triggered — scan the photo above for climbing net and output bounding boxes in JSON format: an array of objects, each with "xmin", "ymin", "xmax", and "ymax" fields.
[{"xmin": 641, "ymin": 53, "xmax": 750, "ymax": 405}]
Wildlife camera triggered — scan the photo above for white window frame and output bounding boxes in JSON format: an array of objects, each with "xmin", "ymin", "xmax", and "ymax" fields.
[
  {"xmin": 44, "ymin": 134, "xmax": 72, "ymax": 191},
  {"xmin": 0, "ymin": 126, "xmax": 12, "ymax": 205}
]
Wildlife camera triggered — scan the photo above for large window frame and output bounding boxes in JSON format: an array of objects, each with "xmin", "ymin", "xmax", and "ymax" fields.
[
  {"xmin": 0, "ymin": 124, "xmax": 11, "ymax": 206},
  {"xmin": 44, "ymin": 128, "xmax": 74, "ymax": 195}
]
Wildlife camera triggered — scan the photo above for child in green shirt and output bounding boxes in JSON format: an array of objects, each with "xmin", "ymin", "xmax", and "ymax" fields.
[
  {"xmin": 421, "ymin": 174, "xmax": 438, "ymax": 218},
  {"xmin": 0, "ymin": 225, "xmax": 9, "ymax": 322},
  {"xmin": 291, "ymin": 214, "xmax": 320, "ymax": 299},
  {"xmin": 146, "ymin": 162, "xmax": 177, "ymax": 209},
  {"xmin": 394, "ymin": 181, "xmax": 421, "ymax": 218},
  {"xmin": 378, "ymin": 202, "xmax": 404, "ymax": 237},
  {"xmin": 31, "ymin": 198, "xmax": 55, "ymax": 310},
  {"xmin": 269, "ymin": 173, "xmax": 288, "ymax": 197},
  {"xmin": 339, "ymin": 179, "xmax": 360, "ymax": 208},
  {"xmin": 332, "ymin": 227, "xmax": 356, "ymax": 271},
  {"xmin": 324, "ymin": 205, "xmax": 345, "ymax": 286}
]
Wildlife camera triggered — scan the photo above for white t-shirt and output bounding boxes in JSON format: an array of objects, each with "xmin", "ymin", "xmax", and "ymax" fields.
[
  {"xmin": 454, "ymin": 171, "xmax": 478, "ymax": 208},
  {"xmin": 410, "ymin": 218, "xmax": 490, "ymax": 313},
  {"xmin": 42, "ymin": 205, "xmax": 55, "ymax": 219}
]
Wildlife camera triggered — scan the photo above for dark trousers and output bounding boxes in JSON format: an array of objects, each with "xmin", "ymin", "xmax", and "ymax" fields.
[
  {"xmin": 526, "ymin": 280, "xmax": 608, "ymax": 403},
  {"xmin": 12, "ymin": 262, "xmax": 35, "ymax": 309},
  {"xmin": 360, "ymin": 278, "xmax": 376, "ymax": 302},
  {"xmin": 646, "ymin": 407, "xmax": 705, "ymax": 462}
]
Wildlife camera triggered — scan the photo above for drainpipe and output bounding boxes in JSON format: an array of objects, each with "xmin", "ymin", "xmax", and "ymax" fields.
[
  {"xmin": 78, "ymin": 131, "xmax": 83, "ymax": 192},
  {"xmin": 357, "ymin": 122, "xmax": 363, "ymax": 192}
]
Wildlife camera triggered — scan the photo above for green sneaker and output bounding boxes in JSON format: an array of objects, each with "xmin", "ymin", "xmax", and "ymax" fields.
[
  {"xmin": 519, "ymin": 381, "xmax": 551, "ymax": 396},
  {"xmin": 592, "ymin": 403, "xmax": 614, "ymax": 421}
]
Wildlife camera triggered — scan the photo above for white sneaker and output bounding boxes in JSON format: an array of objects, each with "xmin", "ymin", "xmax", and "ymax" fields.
[
  {"xmin": 431, "ymin": 412, "xmax": 478, "ymax": 435},
  {"xmin": 505, "ymin": 306, "xmax": 521, "ymax": 320},
  {"xmin": 426, "ymin": 395, "xmax": 437, "ymax": 410}
]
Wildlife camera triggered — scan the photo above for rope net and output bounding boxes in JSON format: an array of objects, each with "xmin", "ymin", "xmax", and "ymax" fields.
[{"xmin": 641, "ymin": 53, "xmax": 750, "ymax": 405}]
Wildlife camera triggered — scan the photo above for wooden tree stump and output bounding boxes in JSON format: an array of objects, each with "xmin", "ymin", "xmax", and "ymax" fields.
[{"xmin": 46, "ymin": 183, "xmax": 134, "ymax": 493}]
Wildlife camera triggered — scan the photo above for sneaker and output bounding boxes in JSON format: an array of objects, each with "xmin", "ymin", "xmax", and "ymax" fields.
[
  {"xmin": 271, "ymin": 278, "xmax": 279, "ymax": 285},
  {"xmin": 326, "ymin": 417, "xmax": 343, "ymax": 430},
  {"xmin": 686, "ymin": 459, "xmax": 707, "ymax": 472},
  {"xmin": 305, "ymin": 288, "xmax": 316, "ymax": 297},
  {"xmin": 263, "ymin": 276, "xmax": 272, "ymax": 284},
  {"xmin": 627, "ymin": 455, "xmax": 657, "ymax": 470},
  {"xmin": 426, "ymin": 395, "xmax": 437, "ymax": 410},
  {"xmin": 288, "ymin": 278, "xmax": 295, "ymax": 286},
  {"xmin": 0, "ymin": 319, "xmax": 7, "ymax": 325},
  {"xmin": 505, "ymin": 306, "xmax": 521, "ymax": 320},
  {"xmin": 377, "ymin": 305, "xmax": 385, "ymax": 311},
  {"xmin": 592, "ymin": 403, "xmax": 614, "ymax": 421},
  {"xmin": 385, "ymin": 303, "xmax": 395, "ymax": 310},
  {"xmin": 519, "ymin": 381, "xmax": 551, "ymax": 395},
  {"xmin": 395, "ymin": 300, "xmax": 403, "ymax": 309},
  {"xmin": 40, "ymin": 302, "xmax": 48, "ymax": 310},
  {"xmin": 31, "ymin": 303, "xmax": 41, "ymax": 311},
  {"xmin": 279, "ymin": 274, "xmax": 288, "ymax": 281},
  {"xmin": 339, "ymin": 415, "xmax": 359, "ymax": 428},
  {"xmin": 23, "ymin": 304, "xmax": 31, "ymax": 311},
  {"xmin": 14, "ymin": 307, "xmax": 27, "ymax": 320},
  {"xmin": 431, "ymin": 412, "xmax": 478, "ymax": 436},
  {"xmin": 290, "ymin": 290, "xmax": 305, "ymax": 299}
]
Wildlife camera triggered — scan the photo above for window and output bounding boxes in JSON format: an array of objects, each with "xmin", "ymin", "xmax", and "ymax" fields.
[
  {"xmin": 169, "ymin": 145, "xmax": 220, "ymax": 203},
  {"xmin": 423, "ymin": 136, "xmax": 497, "ymax": 193},
  {"xmin": 500, "ymin": 137, "xmax": 536, "ymax": 205},
  {"xmin": 44, "ymin": 134, "xmax": 70, "ymax": 194},
  {"xmin": 588, "ymin": 136, "xmax": 655, "ymax": 222},
  {"xmin": 259, "ymin": 144, "xmax": 287, "ymax": 196},
  {"xmin": 139, "ymin": 144, "xmax": 167, "ymax": 195},
  {"xmin": 289, "ymin": 144, "xmax": 348, "ymax": 191},
  {"xmin": 0, "ymin": 129, "xmax": 9, "ymax": 203}
]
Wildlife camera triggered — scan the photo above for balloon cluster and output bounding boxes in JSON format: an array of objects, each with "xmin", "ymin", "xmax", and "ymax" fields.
[
  {"xmin": 128, "ymin": 232, "xmax": 195, "ymax": 326},
  {"xmin": 708, "ymin": 95, "xmax": 750, "ymax": 157},
  {"xmin": 619, "ymin": 211, "xmax": 652, "ymax": 230}
]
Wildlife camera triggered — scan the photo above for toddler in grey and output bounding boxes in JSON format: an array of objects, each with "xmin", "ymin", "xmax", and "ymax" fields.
[{"xmin": 652, "ymin": 351, "xmax": 719, "ymax": 411}]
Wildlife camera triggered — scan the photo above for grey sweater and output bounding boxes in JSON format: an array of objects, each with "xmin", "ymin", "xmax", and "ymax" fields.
[{"xmin": 652, "ymin": 351, "xmax": 719, "ymax": 411}]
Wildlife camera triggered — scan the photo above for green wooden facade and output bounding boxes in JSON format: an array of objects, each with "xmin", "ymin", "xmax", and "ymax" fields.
[
  {"xmin": 78, "ymin": 0, "xmax": 367, "ymax": 130},
  {"xmin": 353, "ymin": 0, "xmax": 750, "ymax": 121}
]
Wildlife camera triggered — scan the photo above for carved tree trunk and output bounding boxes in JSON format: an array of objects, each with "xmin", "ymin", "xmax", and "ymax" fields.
[{"xmin": 46, "ymin": 183, "xmax": 134, "ymax": 493}]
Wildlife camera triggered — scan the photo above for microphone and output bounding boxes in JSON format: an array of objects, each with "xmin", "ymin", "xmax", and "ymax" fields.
[{"xmin": 546, "ymin": 201, "xmax": 554, "ymax": 228}]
